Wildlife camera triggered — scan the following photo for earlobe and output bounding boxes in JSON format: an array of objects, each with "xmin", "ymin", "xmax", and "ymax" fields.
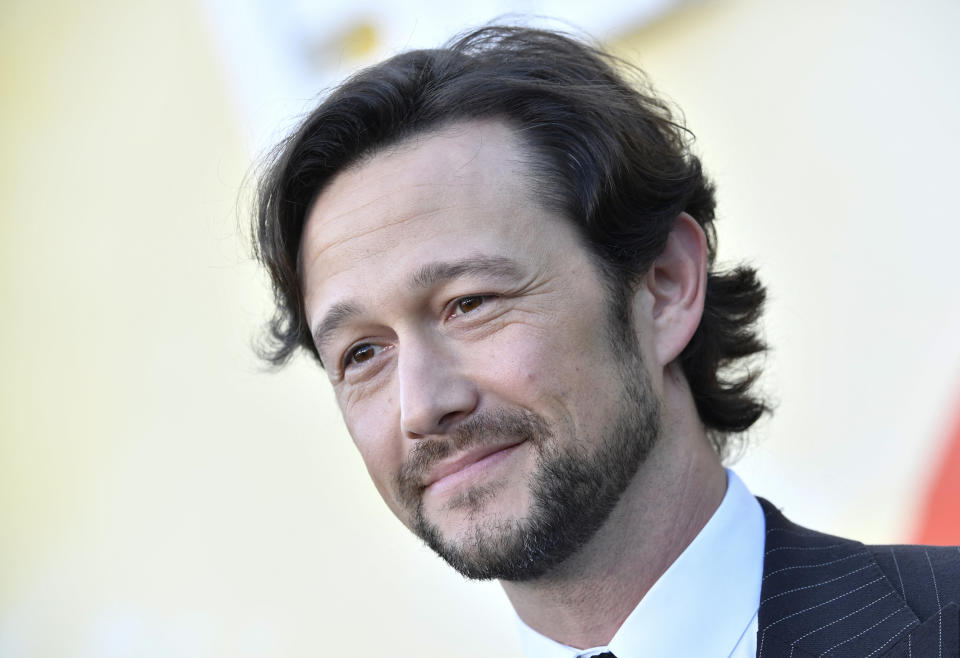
[{"xmin": 643, "ymin": 213, "xmax": 708, "ymax": 367}]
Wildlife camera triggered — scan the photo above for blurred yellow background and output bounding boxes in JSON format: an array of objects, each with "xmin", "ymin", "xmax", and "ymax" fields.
[{"xmin": 2, "ymin": 0, "xmax": 958, "ymax": 655}]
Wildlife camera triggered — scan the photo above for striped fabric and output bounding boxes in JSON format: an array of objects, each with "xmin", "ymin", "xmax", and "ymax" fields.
[{"xmin": 757, "ymin": 498, "xmax": 960, "ymax": 657}]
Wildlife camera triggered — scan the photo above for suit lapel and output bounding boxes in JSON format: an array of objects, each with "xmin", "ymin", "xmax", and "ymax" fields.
[{"xmin": 757, "ymin": 498, "xmax": 930, "ymax": 657}]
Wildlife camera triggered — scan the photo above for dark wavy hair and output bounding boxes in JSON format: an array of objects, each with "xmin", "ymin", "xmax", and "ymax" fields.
[{"xmin": 253, "ymin": 26, "xmax": 767, "ymax": 454}]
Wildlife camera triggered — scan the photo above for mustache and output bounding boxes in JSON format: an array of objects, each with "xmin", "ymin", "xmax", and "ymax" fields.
[{"xmin": 396, "ymin": 408, "xmax": 550, "ymax": 504}]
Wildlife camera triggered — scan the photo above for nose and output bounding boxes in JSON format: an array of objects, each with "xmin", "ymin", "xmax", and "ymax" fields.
[{"xmin": 398, "ymin": 335, "xmax": 478, "ymax": 438}]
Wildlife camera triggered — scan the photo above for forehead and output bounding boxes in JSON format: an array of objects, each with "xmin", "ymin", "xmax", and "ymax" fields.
[
  {"xmin": 301, "ymin": 120, "xmax": 535, "ymax": 261},
  {"xmin": 299, "ymin": 121, "xmax": 568, "ymax": 311}
]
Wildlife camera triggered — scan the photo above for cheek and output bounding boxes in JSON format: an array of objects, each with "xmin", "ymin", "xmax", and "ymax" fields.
[
  {"xmin": 491, "ymin": 324, "xmax": 623, "ymax": 426},
  {"xmin": 473, "ymin": 331, "xmax": 570, "ymax": 402},
  {"xmin": 341, "ymin": 392, "xmax": 405, "ymax": 503}
]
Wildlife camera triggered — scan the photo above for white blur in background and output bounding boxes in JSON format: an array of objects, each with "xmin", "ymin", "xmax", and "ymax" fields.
[{"xmin": 1, "ymin": 0, "xmax": 958, "ymax": 656}]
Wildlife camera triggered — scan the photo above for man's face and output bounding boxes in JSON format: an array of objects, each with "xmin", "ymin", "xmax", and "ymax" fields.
[{"xmin": 300, "ymin": 121, "xmax": 660, "ymax": 580}]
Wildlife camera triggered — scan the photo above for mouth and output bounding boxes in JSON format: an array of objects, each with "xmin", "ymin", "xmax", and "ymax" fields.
[{"xmin": 423, "ymin": 440, "xmax": 527, "ymax": 496}]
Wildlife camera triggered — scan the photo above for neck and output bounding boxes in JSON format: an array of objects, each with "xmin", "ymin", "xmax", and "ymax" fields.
[{"xmin": 501, "ymin": 368, "xmax": 727, "ymax": 649}]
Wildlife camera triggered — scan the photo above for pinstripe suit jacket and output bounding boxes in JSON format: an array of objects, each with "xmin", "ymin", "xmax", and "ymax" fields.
[{"xmin": 758, "ymin": 498, "xmax": 960, "ymax": 657}]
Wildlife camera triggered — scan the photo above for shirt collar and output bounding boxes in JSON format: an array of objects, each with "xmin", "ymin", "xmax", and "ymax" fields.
[{"xmin": 515, "ymin": 469, "xmax": 765, "ymax": 658}]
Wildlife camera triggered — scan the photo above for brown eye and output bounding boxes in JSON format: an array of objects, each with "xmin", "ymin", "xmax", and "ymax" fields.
[
  {"xmin": 456, "ymin": 296, "xmax": 485, "ymax": 313},
  {"xmin": 348, "ymin": 344, "xmax": 376, "ymax": 365}
]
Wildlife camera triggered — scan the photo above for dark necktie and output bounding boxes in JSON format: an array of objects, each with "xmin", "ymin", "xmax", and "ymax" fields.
[{"xmin": 588, "ymin": 653, "xmax": 617, "ymax": 658}]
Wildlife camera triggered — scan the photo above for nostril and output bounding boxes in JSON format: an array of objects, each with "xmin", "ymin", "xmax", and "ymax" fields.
[{"xmin": 438, "ymin": 409, "xmax": 467, "ymax": 431}]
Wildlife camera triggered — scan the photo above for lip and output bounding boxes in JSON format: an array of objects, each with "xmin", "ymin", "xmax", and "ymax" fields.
[{"xmin": 423, "ymin": 440, "xmax": 526, "ymax": 494}]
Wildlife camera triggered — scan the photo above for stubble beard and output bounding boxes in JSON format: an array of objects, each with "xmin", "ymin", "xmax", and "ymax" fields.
[{"xmin": 395, "ymin": 321, "xmax": 662, "ymax": 582}]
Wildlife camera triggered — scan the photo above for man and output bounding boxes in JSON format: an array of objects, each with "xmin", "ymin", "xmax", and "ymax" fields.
[{"xmin": 252, "ymin": 26, "xmax": 959, "ymax": 656}]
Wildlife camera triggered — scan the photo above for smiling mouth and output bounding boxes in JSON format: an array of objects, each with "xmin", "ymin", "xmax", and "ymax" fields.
[
  {"xmin": 423, "ymin": 440, "xmax": 527, "ymax": 496},
  {"xmin": 396, "ymin": 408, "xmax": 552, "ymax": 509}
]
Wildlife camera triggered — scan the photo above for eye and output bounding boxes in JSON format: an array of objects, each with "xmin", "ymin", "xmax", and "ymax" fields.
[
  {"xmin": 455, "ymin": 295, "xmax": 486, "ymax": 314},
  {"xmin": 343, "ymin": 343, "xmax": 380, "ymax": 369}
]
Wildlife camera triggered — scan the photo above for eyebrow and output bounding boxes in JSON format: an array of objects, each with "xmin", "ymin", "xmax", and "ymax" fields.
[
  {"xmin": 313, "ymin": 301, "xmax": 362, "ymax": 366},
  {"xmin": 313, "ymin": 256, "xmax": 524, "ymax": 365},
  {"xmin": 410, "ymin": 256, "xmax": 523, "ymax": 289}
]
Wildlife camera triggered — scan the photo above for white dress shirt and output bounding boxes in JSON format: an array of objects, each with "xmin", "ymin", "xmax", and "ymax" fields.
[{"xmin": 516, "ymin": 470, "xmax": 765, "ymax": 658}]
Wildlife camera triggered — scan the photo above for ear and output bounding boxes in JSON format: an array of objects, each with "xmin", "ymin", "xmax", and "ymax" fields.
[{"xmin": 640, "ymin": 212, "xmax": 708, "ymax": 367}]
